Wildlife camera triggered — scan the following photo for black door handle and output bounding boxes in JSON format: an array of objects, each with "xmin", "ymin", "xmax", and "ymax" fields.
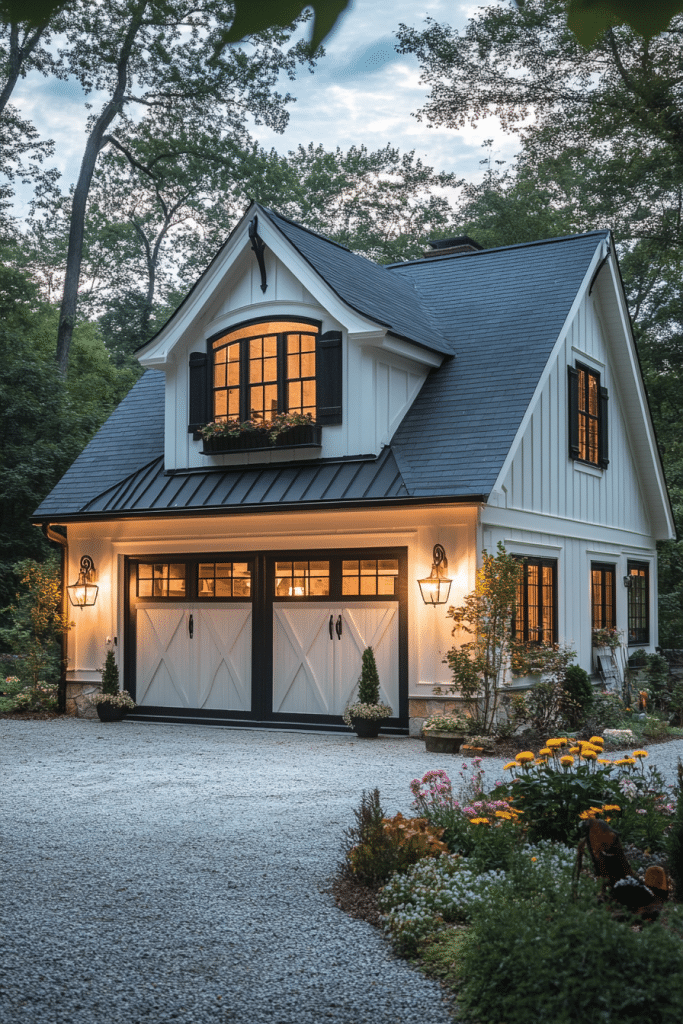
[
  {"xmin": 335, "ymin": 614, "xmax": 342, "ymax": 639},
  {"xmin": 189, "ymin": 613, "xmax": 194, "ymax": 639},
  {"xmin": 329, "ymin": 614, "xmax": 334, "ymax": 640}
]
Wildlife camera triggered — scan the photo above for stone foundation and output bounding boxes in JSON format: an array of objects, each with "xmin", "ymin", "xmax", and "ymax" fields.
[
  {"xmin": 65, "ymin": 682, "xmax": 101, "ymax": 719},
  {"xmin": 408, "ymin": 695, "xmax": 470, "ymax": 738}
]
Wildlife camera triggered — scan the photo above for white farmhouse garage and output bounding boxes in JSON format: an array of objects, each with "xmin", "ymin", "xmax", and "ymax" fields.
[{"xmin": 33, "ymin": 203, "xmax": 675, "ymax": 732}]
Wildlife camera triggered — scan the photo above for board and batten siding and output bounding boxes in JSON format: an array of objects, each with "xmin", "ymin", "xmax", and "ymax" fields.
[
  {"xmin": 498, "ymin": 292, "xmax": 651, "ymax": 536},
  {"xmin": 163, "ymin": 247, "xmax": 429, "ymax": 471},
  {"xmin": 482, "ymin": 288, "xmax": 659, "ymax": 669}
]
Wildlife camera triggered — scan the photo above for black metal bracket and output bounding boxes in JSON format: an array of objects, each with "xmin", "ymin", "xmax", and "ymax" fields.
[{"xmin": 249, "ymin": 215, "xmax": 268, "ymax": 294}]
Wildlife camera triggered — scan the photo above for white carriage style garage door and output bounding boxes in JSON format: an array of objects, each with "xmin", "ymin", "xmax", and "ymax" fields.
[
  {"xmin": 131, "ymin": 559, "xmax": 252, "ymax": 712},
  {"xmin": 127, "ymin": 550, "xmax": 406, "ymax": 726}
]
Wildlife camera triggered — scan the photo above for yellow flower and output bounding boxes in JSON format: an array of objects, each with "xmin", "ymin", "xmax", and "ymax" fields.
[
  {"xmin": 546, "ymin": 739, "xmax": 564, "ymax": 748},
  {"xmin": 582, "ymin": 750, "xmax": 597, "ymax": 761},
  {"xmin": 602, "ymin": 804, "xmax": 621, "ymax": 812},
  {"xmin": 560, "ymin": 755, "xmax": 575, "ymax": 767},
  {"xmin": 579, "ymin": 809, "xmax": 598, "ymax": 819},
  {"xmin": 534, "ymin": 757, "xmax": 548, "ymax": 764},
  {"xmin": 590, "ymin": 736, "xmax": 604, "ymax": 746},
  {"xmin": 515, "ymin": 751, "xmax": 535, "ymax": 763},
  {"xmin": 633, "ymin": 750, "xmax": 648, "ymax": 759},
  {"xmin": 503, "ymin": 761, "xmax": 517, "ymax": 770},
  {"xmin": 531, "ymin": 856, "xmax": 537, "ymax": 862},
  {"xmin": 539, "ymin": 747, "xmax": 552, "ymax": 756},
  {"xmin": 597, "ymin": 758, "xmax": 612, "ymax": 765},
  {"xmin": 495, "ymin": 810, "xmax": 513, "ymax": 819},
  {"xmin": 469, "ymin": 817, "xmax": 490, "ymax": 825},
  {"xmin": 615, "ymin": 757, "xmax": 636, "ymax": 766},
  {"xmin": 569, "ymin": 746, "xmax": 581, "ymax": 754}
]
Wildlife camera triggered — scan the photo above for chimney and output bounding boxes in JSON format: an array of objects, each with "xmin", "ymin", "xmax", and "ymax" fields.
[{"xmin": 423, "ymin": 236, "xmax": 483, "ymax": 258}]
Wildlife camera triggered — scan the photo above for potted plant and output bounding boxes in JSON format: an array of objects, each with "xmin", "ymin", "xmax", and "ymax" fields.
[
  {"xmin": 343, "ymin": 647, "xmax": 393, "ymax": 737},
  {"xmin": 422, "ymin": 712, "xmax": 472, "ymax": 754},
  {"xmin": 92, "ymin": 646, "xmax": 135, "ymax": 722},
  {"xmin": 199, "ymin": 412, "xmax": 321, "ymax": 454}
]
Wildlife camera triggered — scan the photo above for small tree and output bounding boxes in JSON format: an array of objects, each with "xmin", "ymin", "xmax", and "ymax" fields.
[
  {"xmin": 0, "ymin": 555, "xmax": 72, "ymax": 687},
  {"xmin": 444, "ymin": 543, "xmax": 524, "ymax": 735},
  {"xmin": 358, "ymin": 647, "xmax": 381, "ymax": 705},
  {"xmin": 99, "ymin": 645, "xmax": 120, "ymax": 696}
]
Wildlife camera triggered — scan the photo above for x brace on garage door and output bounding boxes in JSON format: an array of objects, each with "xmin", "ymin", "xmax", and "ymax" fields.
[{"xmin": 124, "ymin": 548, "xmax": 409, "ymax": 732}]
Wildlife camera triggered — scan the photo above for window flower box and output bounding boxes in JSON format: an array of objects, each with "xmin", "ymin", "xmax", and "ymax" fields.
[{"xmin": 200, "ymin": 415, "xmax": 321, "ymax": 455}]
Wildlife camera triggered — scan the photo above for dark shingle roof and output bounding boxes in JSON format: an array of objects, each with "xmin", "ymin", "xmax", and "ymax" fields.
[
  {"xmin": 261, "ymin": 206, "xmax": 454, "ymax": 355},
  {"xmin": 389, "ymin": 232, "xmax": 606, "ymax": 496},
  {"xmin": 33, "ymin": 231, "xmax": 606, "ymax": 521}
]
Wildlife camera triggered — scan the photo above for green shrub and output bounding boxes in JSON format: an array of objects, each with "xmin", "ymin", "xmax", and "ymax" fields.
[
  {"xmin": 0, "ymin": 555, "xmax": 71, "ymax": 687},
  {"xmin": 585, "ymin": 690, "xmax": 624, "ymax": 732},
  {"xmin": 563, "ymin": 664, "xmax": 594, "ymax": 725},
  {"xmin": 357, "ymin": 647, "xmax": 380, "ymax": 705},
  {"xmin": 666, "ymin": 760, "xmax": 683, "ymax": 900},
  {"xmin": 99, "ymin": 645, "xmax": 119, "ymax": 696},
  {"xmin": 11, "ymin": 682, "xmax": 59, "ymax": 713},
  {"xmin": 458, "ymin": 897, "xmax": 683, "ymax": 1024}
]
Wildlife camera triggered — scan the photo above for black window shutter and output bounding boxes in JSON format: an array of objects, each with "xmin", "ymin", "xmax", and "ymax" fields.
[
  {"xmin": 317, "ymin": 331, "xmax": 342, "ymax": 425},
  {"xmin": 599, "ymin": 385, "xmax": 609, "ymax": 467},
  {"xmin": 188, "ymin": 351, "xmax": 209, "ymax": 433},
  {"xmin": 567, "ymin": 365, "xmax": 580, "ymax": 459}
]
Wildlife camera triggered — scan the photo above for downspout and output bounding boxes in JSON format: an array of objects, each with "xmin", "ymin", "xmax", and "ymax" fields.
[{"xmin": 40, "ymin": 524, "xmax": 68, "ymax": 715}]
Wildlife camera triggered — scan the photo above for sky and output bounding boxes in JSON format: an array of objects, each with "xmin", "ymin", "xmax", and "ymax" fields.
[{"xmin": 10, "ymin": 0, "xmax": 519, "ymax": 218}]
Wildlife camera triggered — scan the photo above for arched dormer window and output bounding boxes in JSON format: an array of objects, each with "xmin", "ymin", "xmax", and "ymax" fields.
[{"xmin": 188, "ymin": 318, "xmax": 342, "ymax": 433}]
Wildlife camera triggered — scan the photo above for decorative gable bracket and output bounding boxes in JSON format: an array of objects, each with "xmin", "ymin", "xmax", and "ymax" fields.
[{"xmin": 249, "ymin": 215, "xmax": 268, "ymax": 294}]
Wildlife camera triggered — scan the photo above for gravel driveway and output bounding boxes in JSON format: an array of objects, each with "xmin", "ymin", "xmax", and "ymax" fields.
[{"xmin": 2, "ymin": 719, "xmax": 682, "ymax": 1024}]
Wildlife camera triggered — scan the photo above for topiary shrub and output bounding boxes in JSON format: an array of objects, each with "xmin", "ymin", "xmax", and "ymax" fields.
[
  {"xmin": 357, "ymin": 646, "xmax": 380, "ymax": 705},
  {"xmin": 99, "ymin": 645, "xmax": 120, "ymax": 696}
]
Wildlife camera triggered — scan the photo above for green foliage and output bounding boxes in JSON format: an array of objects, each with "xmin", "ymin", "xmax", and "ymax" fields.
[
  {"xmin": 458, "ymin": 895, "xmax": 683, "ymax": 1024},
  {"xmin": 357, "ymin": 646, "xmax": 380, "ymax": 706},
  {"xmin": 0, "ymin": 555, "xmax": 71, "ymax": 687},
  {"xmin": 339, "ymin": 788, "xmax": 395, "ymax": 889},
  {"xmin": 444, "ymin": 544, "xmax": 524, "ymax": 735},
  {"xmin": 666, "ymin": 761, "xmax": 683, "ymax": 898},
  {"xmin": 99, "ymin": 646, "xmax": 120, "ymax": 696},
  {"xmin": 0, "ymin": 675, "xmax": 24, "ymax": 713},
  {"xmin": 496, "ymin": 761, "xmax": 618, "ymax": 845},
  {"xmin": 585, "ymin": 690, "xmax": 625, "ymax": 732},
  {"xmin": 563, "ymin": 664, "xmax": 594, "ymax": 726},
  {"xmin": 10, "ymin": 682, "xmax": 59, "ymax": 713}
]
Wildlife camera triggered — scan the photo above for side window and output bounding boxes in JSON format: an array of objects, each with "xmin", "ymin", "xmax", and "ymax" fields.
[
  {"xmin": 591, "ymin": 563, "xmax": 616, "ymax": 630},
  {"xmin": 568, "ymin": 363, "xmax": 609, "ymax": 468},
  {"xmin": 627, "ymin": 562, "xmax": 650, "ymax": 645},
  {"xmin": 513, "ymin": 557, "xmax": 557, "ymax": 645}
]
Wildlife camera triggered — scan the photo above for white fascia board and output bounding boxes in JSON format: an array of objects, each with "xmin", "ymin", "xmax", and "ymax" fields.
[
  {"xmin": 594, "ymin": 256, "xmax": 675, "ymax": 540},
  {"xmin": 375, "ymin": 334, "xmax": 443, "ymax": 368},
  {"xmin": 490, "ymin": 238, "xmax": 606, "ymax": 496},
  {"xmin": 138, "ymin": 207, "xmax": 382, "ymax": 367},
  {"xmin": 481, "ymin": 503, "xmax": 658, "ymax": 549}
]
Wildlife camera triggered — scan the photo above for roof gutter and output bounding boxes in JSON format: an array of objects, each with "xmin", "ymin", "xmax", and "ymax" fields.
[{"xmin": 31, "ymin": 493, "xmax": 489, "ymax": 527}]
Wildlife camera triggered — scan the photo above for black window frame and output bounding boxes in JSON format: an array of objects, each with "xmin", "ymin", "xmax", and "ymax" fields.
[
  {"xmin": 210, "ymin": 316, "xmax": 321, "ymax": 425},
  {"xmin": 568, "ymin": 362, "xmax": 609, "ymax": 469},
  {"xmin": 627, "ymin": 561, "xmax": 650, "ymax": 646},
  {"xmin": 512, "ymin": 556, "xmax": 558, "ymax": 645},
  {"xmin": 591, "ymin": 562, "xmax": 616, "ymax": 631}
]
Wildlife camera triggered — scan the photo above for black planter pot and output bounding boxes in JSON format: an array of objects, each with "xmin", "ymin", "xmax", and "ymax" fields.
[
  {"xmin": 350, "ymin": 716, "xmax": 384, "ymax": 738},
  {"xmin": 96, "ymin": 703, "xmax": 128, "ymax": 722}
]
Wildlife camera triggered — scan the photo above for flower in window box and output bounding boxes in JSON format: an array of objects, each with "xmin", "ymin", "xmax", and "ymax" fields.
[{"xmin": 591, "ymin": 627, "xmax": 623, "ymax": 650}]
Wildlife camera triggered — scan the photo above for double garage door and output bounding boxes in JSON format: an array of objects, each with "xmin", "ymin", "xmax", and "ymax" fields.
[{"xmin": 127, "ymin": 550, "xmax": 405, "ymax": 726}]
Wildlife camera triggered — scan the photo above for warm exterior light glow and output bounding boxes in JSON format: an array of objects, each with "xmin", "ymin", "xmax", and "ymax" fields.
[
  {"xmin": 418, "ymin": 544, "xmax": 453, "ymax": 605},
  {"xmin": 67, "ymin": 555, "xmax": 99, "ymax": 608}
]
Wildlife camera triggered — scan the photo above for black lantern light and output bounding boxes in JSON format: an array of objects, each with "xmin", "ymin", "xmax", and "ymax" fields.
[
  {"xmin": 67, "ymin": 555, "xmax": 99, "ymax": 608},
  {"xmin": 418, "ymin": 544, "xmax": 453, "ymax": 606}
]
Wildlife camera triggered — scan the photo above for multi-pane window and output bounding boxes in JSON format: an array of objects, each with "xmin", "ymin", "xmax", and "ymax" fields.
[
  {"xmin": 137, "ymin": 563, "xmax": 186, "ymax": 598},
  {"xmin": 513, "ymin": 557, "xmax": 557, "ymax": 645},
  {"xmin": 342, "ymin": 559, "xmax": 399, "ymax": 596},
  {"xmin": 578, "ymin": 366, "xmax": 600, "ymax": 464},
  {"xmin": 627, "ymin": 562, "xmax": 650, "ymax": 645},
  {"xmin": 591, "ymin": 563, "xmax": 616, "ymax": 630},
  {"xmin": 198, "ymin": 562, "xmax": 251, "ymax": 598},
  {"xmin": 568, "ymin": 363, "xmax": 609, "ymax": 468},
  {"xmin": 275, "ymin": 561, "xmax": 330, "ymax": 598},
  {"xmin": 212, "ymin": 320, "xmax": 318, "ymax": 423}
]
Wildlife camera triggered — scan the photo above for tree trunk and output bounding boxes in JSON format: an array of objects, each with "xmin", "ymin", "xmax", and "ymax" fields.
[
  {"xmin": 55, "ymin": 2, "xmax": 148, "ymax": 376},
  {"xmin": 0, "ymin": 21, "xmax": 50, "ymax": 118}
]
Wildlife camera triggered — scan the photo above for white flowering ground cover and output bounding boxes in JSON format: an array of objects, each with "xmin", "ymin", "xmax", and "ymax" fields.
[{"xmin": 378, "ymin": 840, "xmax": 587, "ymax": 955}]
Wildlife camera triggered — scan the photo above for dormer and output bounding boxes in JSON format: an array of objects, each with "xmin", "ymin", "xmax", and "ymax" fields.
[{"xmin": 135, "ymin": 203, "xmax": 453, "ymax": 472}]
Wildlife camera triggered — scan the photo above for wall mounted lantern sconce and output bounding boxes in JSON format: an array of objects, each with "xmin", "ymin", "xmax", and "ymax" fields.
[
  {"xmin": 418, "ymin": 544, "xmax": 453, "ymax": 606},
  {"xmin": 623, "ymin": 574, "xmax": 633, "ymax": 589},
  {"xmin": 67, "ymin": 555, "xmax": 99, "ymax": 608}
]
